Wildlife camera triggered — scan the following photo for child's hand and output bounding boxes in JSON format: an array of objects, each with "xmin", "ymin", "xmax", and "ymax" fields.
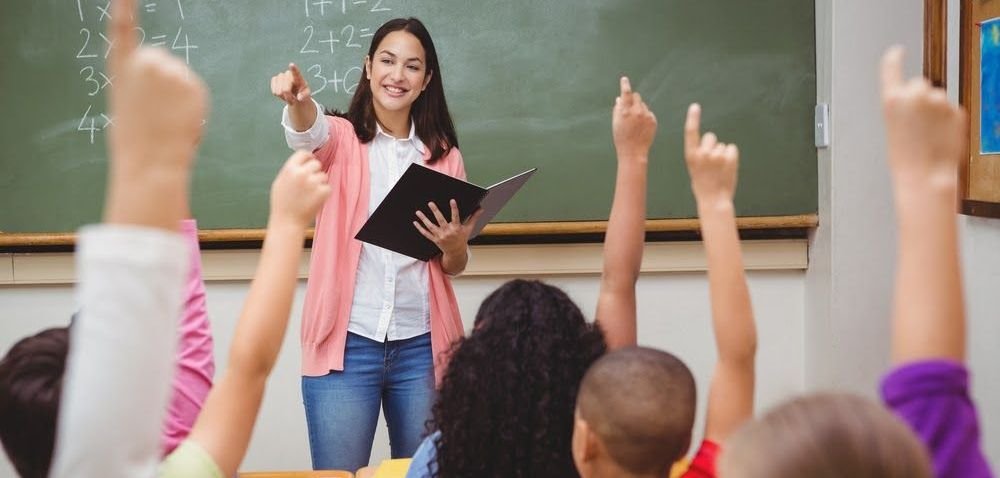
[
  {"xmin": 108, "ymin": 0, "xmax": 208, "ymax": 174},
  {"xmin": 684, "ymin": 104, "xmax": 739, "ymax": 204},
  {"xmin": 880, "ymin": 46, "xmax": 967, "ymax": 186},
  {"xmin": 270, "ymin": 151, "xmax": 331, "ymax": 227},
  {"xmin": 270, "ymin": 63, "xmax": 314, "ymax": 106},
  {"xmin": 414, "ymin": 200, "xmax": 484, "ymax": 256},
  {"xmin": 612, "ymin": 76, "xmax": 657, "ymax": 160}
]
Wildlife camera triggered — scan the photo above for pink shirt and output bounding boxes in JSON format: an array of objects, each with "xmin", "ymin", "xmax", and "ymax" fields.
[
  {"xmin": 301, "ymin": 116, "xmax": 465, "ymax": 383},
  {"xmin": 161, "ymin": 219, "xmax": 215, "ymax": 455}
]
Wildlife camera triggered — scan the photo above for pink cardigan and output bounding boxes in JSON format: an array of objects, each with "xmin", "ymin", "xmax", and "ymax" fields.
[{"xmin": 301, "ymin": 116, "xmax": 466, "ymax": 384}]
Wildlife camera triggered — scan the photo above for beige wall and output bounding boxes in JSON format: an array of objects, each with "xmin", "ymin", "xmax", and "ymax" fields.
[{"xmin": 0, "ymin": 244, "xmax": 806, "ymax": 474}]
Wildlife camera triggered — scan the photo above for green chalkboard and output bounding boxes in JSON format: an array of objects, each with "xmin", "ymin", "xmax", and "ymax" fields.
[{"xmin": 0, "ymin": 0, "xmax": 816, "ymax": 235}]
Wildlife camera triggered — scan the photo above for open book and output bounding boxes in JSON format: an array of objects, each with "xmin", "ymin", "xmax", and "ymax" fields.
[{"xmin": 355, "ymin": 164, "xmax": 536, "ymax": 261}]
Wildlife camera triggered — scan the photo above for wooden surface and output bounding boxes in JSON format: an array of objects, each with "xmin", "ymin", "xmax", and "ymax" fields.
[
  {"xmin": 0, "ymin": 214, "xmax": 818, "ymax": 247},
  {"xmin": 239, "ymin": 471, "xmax": 353, "ymax": 478},
  {"xmin": 925, "ymin": 0, "xmax": 947, "ymax": 87}
]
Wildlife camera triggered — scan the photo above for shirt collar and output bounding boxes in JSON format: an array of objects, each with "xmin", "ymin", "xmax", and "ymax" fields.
[{"xmin": 375, "ymin": 120, "xmax": 427, "ymax": 155}]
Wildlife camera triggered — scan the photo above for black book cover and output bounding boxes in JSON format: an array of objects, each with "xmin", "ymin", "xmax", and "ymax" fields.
[{"xmin": 355, "ymin": 164, "xmax": 487, "ymax": 261}]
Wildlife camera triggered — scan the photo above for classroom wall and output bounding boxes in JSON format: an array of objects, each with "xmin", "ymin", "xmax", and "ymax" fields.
[{"xmin": 804, "ymin": 0, "xmax": 908, "ymax": 394}]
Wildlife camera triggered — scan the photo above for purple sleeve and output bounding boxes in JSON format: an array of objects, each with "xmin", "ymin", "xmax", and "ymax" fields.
[
  {"xmin": 881, "ymin": 360, "xmax": 993, "ymax": 478},
  {"xmin": 161, "ymin": 219, "xmax": 215, "ymax": 456}
]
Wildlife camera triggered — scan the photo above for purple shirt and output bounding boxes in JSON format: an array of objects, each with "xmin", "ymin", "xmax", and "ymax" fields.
[{"xmin": 881, "ymin": 360, "xmax": 993, "ymax": 478}]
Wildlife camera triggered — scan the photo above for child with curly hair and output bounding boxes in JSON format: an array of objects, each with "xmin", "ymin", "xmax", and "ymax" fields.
[{"xmin": 404, "ymin": 76, "xmax": 654, "ymax": 478}]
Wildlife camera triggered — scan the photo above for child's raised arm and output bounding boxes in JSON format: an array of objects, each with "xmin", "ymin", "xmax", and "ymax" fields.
[
  {"xmin": 684, "ymin": 104, "xmax": 757, "ymax": 444},
  {"xmin": 880, "ymin": 47, "xmax": 967, "ymax": 365},
  {"xmin": 178, "ymin": 151, "xmax": 330, "ymax": 477},
  {"xmin": 50, "ymin": 0, "xmax": 209, "ymax": 475},
  {"xmin": 595, "ymin": 77, "xmax": 656, "ymax": 350},
  {"xmin": 878, "ymin": 46, "xmax": 992, "ymax": 478}
]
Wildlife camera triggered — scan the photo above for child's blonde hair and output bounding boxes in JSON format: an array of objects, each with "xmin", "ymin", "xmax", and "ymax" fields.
[{"xmin": 719, "ymin": 393, "xmax": 931, "ymax": 478}]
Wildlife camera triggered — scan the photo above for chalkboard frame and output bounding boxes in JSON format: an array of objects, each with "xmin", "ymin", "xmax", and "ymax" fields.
[
  {"xmin": 0, "ymin": 214, "xmax": 818, "ymax": 249},
  {"xmin": 0, "ymin": 1, "xmax": 820, "ymax": 248}
]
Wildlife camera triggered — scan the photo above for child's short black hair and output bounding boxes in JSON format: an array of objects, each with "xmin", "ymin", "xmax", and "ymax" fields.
[
  {"xmin": 0, "ymin": 327, "xmax": 70, "ymax": 478},
  {"xmin": 577, "ymin": 346, "xmax": 696, "ymax": 475}
]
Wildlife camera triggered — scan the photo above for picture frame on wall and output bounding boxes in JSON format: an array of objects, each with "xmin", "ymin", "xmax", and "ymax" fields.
[{"xmin": 930, "ymin": 0, "xmax": 1000, "ymax": 217}]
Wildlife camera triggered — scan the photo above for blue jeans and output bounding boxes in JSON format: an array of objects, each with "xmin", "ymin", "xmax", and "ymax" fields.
[{"xmin": 302, "ymin": 332, "xmax": 435, "ymax": 471}]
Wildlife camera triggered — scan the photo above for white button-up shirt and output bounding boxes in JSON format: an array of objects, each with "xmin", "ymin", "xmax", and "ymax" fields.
[{"xmin": 282, "ymin": 100, "xmax": 430, "ymax": 342}]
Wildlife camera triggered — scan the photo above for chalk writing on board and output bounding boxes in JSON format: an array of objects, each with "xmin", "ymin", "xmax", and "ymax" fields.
[
  {"xmin": 300, "ymin": 24, "xmax": 370, "ymax": 54},
  {"xmin": 304, "ymin": 0, "xmax": 391, "ymax": 17},
  {"xmin": 296, "ymin": 0, "xmax": 395, "ymax": 102},
  {"xmin": 74, "ymin": 0, "xmax": 197, "ymax": 143}
]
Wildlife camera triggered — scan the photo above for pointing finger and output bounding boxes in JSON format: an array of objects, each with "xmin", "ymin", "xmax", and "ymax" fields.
[
  {"xmin": 620, "ymin": 76, "xmax": 633, "ymax": 107},
  {"xmin": 880, "ymin": 45, "xmax": 905, "ymax": 97},
  {"xmin": 684, "ymin": 103, "xmax": 702, "ymax": 153},
  {"xmin": 290, "ymin": 63, "xmax": 305, "ymax": 85},
  {"xmin": 108, "ymin": 0, "xmax": 138, "ymax": 78}
]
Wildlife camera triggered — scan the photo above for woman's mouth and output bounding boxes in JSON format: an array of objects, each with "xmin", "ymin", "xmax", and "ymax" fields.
[{"xmin": 383, "ymin": 85, "xmax": 408, "ymax": 97}]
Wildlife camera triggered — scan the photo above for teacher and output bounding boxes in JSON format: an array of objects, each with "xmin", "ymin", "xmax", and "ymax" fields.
[{"xmin": 269, "ymin": 17, "xmax": 477, "ymax": 471}]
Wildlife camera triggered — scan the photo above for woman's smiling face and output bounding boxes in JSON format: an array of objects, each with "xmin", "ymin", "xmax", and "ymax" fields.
[{"xmin": 365, "ymin": 30, "xmax": 432, "ymax": 119}]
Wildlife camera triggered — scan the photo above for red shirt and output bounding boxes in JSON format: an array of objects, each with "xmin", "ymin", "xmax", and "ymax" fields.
[{"xmin": 681, "ymin": 439, "xmax": 720, "ymax": 478}]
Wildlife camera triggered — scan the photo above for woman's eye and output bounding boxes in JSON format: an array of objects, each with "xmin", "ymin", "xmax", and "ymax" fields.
[
  {"xmin": 381, "ymin": 59, "xmax": 392, "ymax": 64},
  {"xmin": 407, "ymin": 65, "xmax": 420, "ymax": 71}
]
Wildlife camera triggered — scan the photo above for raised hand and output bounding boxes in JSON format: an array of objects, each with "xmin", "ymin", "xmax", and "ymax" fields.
[
  {"xmin": 269, "ymin": 150, "xmax": 331, "ymax": 228},
  {"xmin": 103, "ymin": 0, "xmax": 208, "ymax": 230},
  {"xmin": 182, "ymin": 153, "xmax": 329, "ymax": 478},
  {"xmin": 592, "ymin": 76, "xmax": 655, "ymax": 349},
  {"xmin": 683, "ymin": 102, "xmax": 756, "ymax": 444},
  {"xmin": 270, "ymin": 63, "xmax": 314, "ymax": 106},
  {"xmin": 880, "ymin": 46, "xmax": 967, "ymax": 186},
  {"xmin": 107, "ymin": 0, "xmax": 208, "ymax": 173},
  {"xmin": 684, "ymin": 104, "xmax": 739, "ymax": 204},
  {"xmin": 413, "ymin": 200, "xmax": 483, "ymax": 256},
  {"xmin": 881, "ymin": 46, "xmax": 968, "ymax": 366},
  {"xmin": 612, "ymin": 76, "xmax": 657, "ymax": 161}
]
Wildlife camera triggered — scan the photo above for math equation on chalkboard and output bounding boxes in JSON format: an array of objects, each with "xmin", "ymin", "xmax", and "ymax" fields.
[
  {"xmin": 73, "ymin": 0, "xmax": 195, "ymax": 144},
  {"xmin": 70, "ymin": 0, "xmax": 397, "ymax": 145},
  {"xmin": 296, "ymin": 0, "xmax": 394, "ymax": 98}
]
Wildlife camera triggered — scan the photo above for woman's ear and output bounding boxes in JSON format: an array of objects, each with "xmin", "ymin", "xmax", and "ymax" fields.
[
  {"xmin": 364, "ymin": 55, "xmax": 372, "ymax": 80},
  {"xmin": 422, "ymin": 69, "xmax": 433, "ymax": 91}
]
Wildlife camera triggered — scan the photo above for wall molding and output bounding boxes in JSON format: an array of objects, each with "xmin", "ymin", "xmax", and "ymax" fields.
[{"xmin": 0, "ymin": 240, "xmax": 807, "ymax": 285}]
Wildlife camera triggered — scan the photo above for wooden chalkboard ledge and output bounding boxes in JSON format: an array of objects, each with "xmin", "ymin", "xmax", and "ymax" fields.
[{"xmin": 0, "ymin": 214, "xmax": 817, "ymax": 250}]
